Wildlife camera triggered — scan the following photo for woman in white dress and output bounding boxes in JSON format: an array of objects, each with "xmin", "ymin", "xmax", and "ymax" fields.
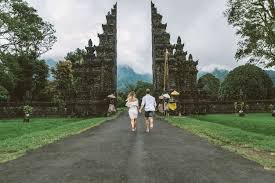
[{"xmin": 126, "ymin": 91, "xmax": 139, "ymax": 131}]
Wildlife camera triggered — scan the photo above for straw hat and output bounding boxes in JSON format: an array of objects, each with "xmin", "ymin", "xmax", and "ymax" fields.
[
  {"xmin": 107, "ymin": 94, "xmax": 116, "ymax": 99},
  {"xmin": 171, "ymin": 90, "xmax": 180, "ymax": 96},
  {"xmin": 163, "ymin": 93, "xmax": 171, "ymax": 99}
]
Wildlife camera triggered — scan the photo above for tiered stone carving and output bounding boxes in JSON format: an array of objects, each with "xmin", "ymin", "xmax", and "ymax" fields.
[
  {"xmin": 151, "ymin": 2, "xmax": 199, "ymax": 114},
  {"xmin": 73, "ymin": 3, "xmax": 117, "ymax": 116}
]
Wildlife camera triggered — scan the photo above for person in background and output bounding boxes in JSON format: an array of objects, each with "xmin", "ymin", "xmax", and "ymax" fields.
[
  {"xmin": 107, "ymin": 94, "xmax": 116, "ymax": 115},
  {"xmin": 139, "ymin": 89, "xmax": 157, "ymax": 133}
]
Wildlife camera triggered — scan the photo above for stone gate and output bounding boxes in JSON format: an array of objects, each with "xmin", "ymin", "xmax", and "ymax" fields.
[
  {"xmin": 151, "ymin": 2, "xmax": 200, "ymax": 114},
  {"xmin": 74, "ymin": 2, "xmax": 200, "ymax": 116},
  {"xmin": 72, "ymin": 3, "xmax": 117, "ymax": 116}
]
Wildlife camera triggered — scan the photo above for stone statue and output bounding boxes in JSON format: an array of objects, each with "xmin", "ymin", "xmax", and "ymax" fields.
[{"xmin": 85, "ymin": 39, "xmax": 96, "ymax": 58}]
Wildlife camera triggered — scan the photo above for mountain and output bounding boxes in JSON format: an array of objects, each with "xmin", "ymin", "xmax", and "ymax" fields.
[
  {"xmin": 198, "ymin": 68, "xmax": 275, "ymax": 85},
  {"xmin": 198, "ymin": 68, "xmax": 229, "ymax": 81},
  {"xmin": 117, "ymin": 65, "xmax": 152, "ymax": 91},
  {"xmin": 45, "ymin": 58, "xmax": 57, "ymax": 69},
  {"xmin": 265, "ymin": 70, "xmax": 275, "ymax": 85},
  {"xmin": 45, "ymin": 58, "xmax": 57, "ymax": 80},
  {"xmin": 44, "ymin": 61, "xmax": 275, "ymax": 87}
]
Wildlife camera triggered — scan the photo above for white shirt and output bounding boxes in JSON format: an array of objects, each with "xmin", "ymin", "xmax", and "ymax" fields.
[{"xmin": 141, "ymin": 94, "xmax": 156, "ymax": 112}]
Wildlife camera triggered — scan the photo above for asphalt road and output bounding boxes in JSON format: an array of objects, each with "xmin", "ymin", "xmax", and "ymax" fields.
[{"xmin": 1, "ymin": 112, "xmax": 275, "ymax": 183}]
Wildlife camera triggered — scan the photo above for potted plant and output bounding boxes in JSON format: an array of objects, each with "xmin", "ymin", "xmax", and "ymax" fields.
[{"xmin": 23, "ymin": 105, "xmax": 33, "ymax": 122}]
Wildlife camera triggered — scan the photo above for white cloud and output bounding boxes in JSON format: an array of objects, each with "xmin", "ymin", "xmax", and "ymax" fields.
[{"xmin": 26, "ymin": 0, "xmax": 240, "ymax": 73}]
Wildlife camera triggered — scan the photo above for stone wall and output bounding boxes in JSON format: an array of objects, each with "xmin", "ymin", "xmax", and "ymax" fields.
[
  {"xmin": 0, "ymin": 101, "xmax": 109, "ymax": 118},
  {"xmin": 178, "ymin": 100, "xmax": 275, "ymax": 115},
  {"xmin": 1, "ymin": 100, "xmax": 274, "ymax": 118}
]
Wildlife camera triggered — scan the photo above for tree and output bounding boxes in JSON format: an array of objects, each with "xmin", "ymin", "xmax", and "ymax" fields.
[
  {"xmin": 65, "ymin": 48, "xmax": 86, "ymax": 67},
  {"xmin": 0, "ymin": 0, "xmax": 56, "ymax": 101},
  {"xmin": 0, "ymin": 85, "xmax": 9, "ymax": 101},
  {"xmin": 224, "ymin": 0, "xmax": 275, "ymax": 67},
  {"xmin": 37, "ymin": 80, "xmax": 59, "ymax": 102},
  {"xmin": 116, "ymin": 81, "xmax": 153, "ymax": 107},
  {"xmin": 124, "ymin": 80, "xmax": 153, "ymax": 101},
  {"xmin": 32, "ymin": 59, "xmax": 49, "ymax": 100},
  {"xmin": 220, "ymin": 64, "xmax": 273, "ymax": 100},
  {"xmin": 134, "ymin": 81, "xmax": 153, "ymax": 101},
  {"xmin": 0, "ymin": 53, "xmax": 17, "ymax": 94},
  {"xmin": 198, "ymin": 73, "xmax": 220, "ymax": 100},
  {"xmin": 52, "ymin": 60, "xmax": 73, "ymax": 103},
  {"xmin": 0, "ymin": 0, "xmax": 57, "ymax": 57}
]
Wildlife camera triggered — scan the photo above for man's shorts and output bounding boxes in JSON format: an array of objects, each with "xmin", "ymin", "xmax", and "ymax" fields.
[{"xmin": 145, "ymin": 111, "xmax": 154, "ymax": 118}]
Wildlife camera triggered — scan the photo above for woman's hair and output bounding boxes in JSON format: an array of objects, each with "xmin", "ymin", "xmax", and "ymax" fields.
[{"xmin": 127, "ymin": 91, "xmax": 137, "ymax": 102}]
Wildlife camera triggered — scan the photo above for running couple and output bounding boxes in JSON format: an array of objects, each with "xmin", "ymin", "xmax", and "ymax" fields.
[{"xmin": 125, "ymin": 89, "xmax": 156, "ymax": 133}]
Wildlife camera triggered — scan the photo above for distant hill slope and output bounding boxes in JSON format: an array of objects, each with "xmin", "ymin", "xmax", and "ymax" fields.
[
  {"xmin": 45, "ymin": 59, "xmax": 57, "ymax": 69},
  {"xmin": 117, "ymin": 65, "xmax": 152, "ymax": 91},
  {"xmin": 265, "ymin": 70, "xmax": 275, "ymax": 85},
  {"xmin": 198, "ymin": 68, "xmax": 229, "ymax": 81},
  {"xmin": 198, "ymin": 68, "xmax": 275, "ymax": 85},
  {"xmin": 45, "ymin": 59, "xmax": 57, "ymax": 80},
  {"xmin": 44, "ymin": 60, "xmax": 275, "ymax": 87}
]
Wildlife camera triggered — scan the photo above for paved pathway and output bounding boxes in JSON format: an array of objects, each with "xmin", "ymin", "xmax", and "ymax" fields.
[{"xmin": 1, "ymin": 112, "xmax": 275, "ymax": 183}]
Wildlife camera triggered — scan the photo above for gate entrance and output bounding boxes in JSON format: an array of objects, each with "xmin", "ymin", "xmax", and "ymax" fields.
[{"xmin": 74, "ymin": 2, "xmax": 200, "ymax": 116}]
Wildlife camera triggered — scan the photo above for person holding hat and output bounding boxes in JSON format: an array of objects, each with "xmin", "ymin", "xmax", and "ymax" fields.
[
  {"xmin": 139, "ymin": 88, "xmax": 157, "ymax": 133},
  {"xmin": 107, "ymin": 94, "xmax": 117, "ymax": 114}
]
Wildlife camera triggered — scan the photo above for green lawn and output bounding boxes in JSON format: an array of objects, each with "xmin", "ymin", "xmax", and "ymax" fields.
[
  {"xmin": 0, "ymin": 111, "xmax": 122, "ymax": 163},
  {"xmin": 167, "ymin": 113, "xmax": 275, "ymax": 169}
]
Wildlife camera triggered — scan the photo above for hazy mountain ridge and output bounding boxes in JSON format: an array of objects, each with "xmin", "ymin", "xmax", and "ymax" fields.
[
  {"xmin": 198, "ymin": 68, "xmax": 229, "ymax": 81},
  {"xmin": 117, "ymin": 65, "xmax": 152, "ymax": 91},
  {"xmin": 265, "ymin": 70, "xmax": 275, "ymax": 85},
  {"xmin": 45, "ymin": 60, "xmax": 275, "ymax": 86},
  {"xmin": 46, "ymin": 59, "xmax": 57, "ymax": 80},
  {"xmin": 198, "ymin": 68, "xmax": 275, "ymax": 85}
]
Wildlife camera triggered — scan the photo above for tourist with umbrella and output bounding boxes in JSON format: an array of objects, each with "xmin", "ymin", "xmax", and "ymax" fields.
[{"xmin": 107, "ymin": 94, "xmax": 117, "ymax": 115}]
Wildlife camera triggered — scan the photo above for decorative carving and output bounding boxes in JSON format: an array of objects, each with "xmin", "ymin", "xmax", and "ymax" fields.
[
  {"xmin": 85, "ymin": 39, "xmax": 96, "ymax": 59},
  {"xmin": 188, "ymin": 54, "xmax": 193, "ymax": 61}
]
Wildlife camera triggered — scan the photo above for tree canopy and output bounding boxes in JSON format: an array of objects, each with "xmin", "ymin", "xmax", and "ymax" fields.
[
  {"xmin": 0, "ymin": 0, "xmax": 56, "ymax": 101},
  {"xmin": 52, "ymin": 60, "xmax": 74, "ymax": 102},
  {"xmin": 0, "ymin": 0, "xmax": 57, "ymax": 57},
  {"xmin": 198, "ymin": 73, "xmax": 220, "ymax": 100},
  {"xmin": 220, "ymin": 64, "xmax": 273, "ymax": 100},
  {"xmin": 224, "ymin": 0, "xmax": 275, "ymax": 67},
  {"xmin": 65, "ymin": 48, "xmax": 86, "ymax": 67}
]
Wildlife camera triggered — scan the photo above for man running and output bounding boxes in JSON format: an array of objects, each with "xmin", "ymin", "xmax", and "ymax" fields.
[{"xmin": 139, "ymin": 89, "xmax": 157, "ymax": 133}]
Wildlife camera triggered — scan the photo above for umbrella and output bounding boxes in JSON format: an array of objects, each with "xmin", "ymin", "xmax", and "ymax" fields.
[
  {"xmin": 159, "ymin": 96, "xmax": 164, "ymax": 100},
  {"xmin": 163, "ymin": 93, "xmax": 170, "ymax": 99},
  {"xmin": 107, "ymin": 94, "xmax": 116, "ymax": 99},
  {"xmin": 171, "ymin": 90, "xmax": 180, "ymax": 96}
]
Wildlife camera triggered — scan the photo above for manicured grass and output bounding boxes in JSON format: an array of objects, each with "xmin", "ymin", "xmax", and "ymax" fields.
[
  {"xmin": 166, "ymin": 113, "xmax": 275, "ymax": 169},
  {"xmin": 194, "ymin": 114, "xmax": 275, "ymax": 136},
  {"xmin": 0, "ymin": 110, "xmax": 123, "ymax": 163}
]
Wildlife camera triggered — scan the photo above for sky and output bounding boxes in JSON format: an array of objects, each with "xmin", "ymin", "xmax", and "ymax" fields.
[{"xmin": 26, "ymin": 0, "xmax": 245, "ymax": 74}]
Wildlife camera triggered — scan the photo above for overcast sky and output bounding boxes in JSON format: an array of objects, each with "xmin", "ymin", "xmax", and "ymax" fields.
[{"xmin": 26, "ymin": 0, "xmax": 245, "ymax": 74}]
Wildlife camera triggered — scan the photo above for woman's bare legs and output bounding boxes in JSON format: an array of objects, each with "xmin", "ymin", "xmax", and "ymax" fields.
[
  {"xmin": 134, "ymin": 119, "xmax": 137, "ymax": 130},
  {"xmin": 131, "ymin": 119, "xmax": 135, "ymax": 131}
]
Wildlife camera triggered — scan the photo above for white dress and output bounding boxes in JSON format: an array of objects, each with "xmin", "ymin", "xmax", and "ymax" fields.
[{"xmin": 126, "ymin": 100, "xmax": 139, "ymax": 119}]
